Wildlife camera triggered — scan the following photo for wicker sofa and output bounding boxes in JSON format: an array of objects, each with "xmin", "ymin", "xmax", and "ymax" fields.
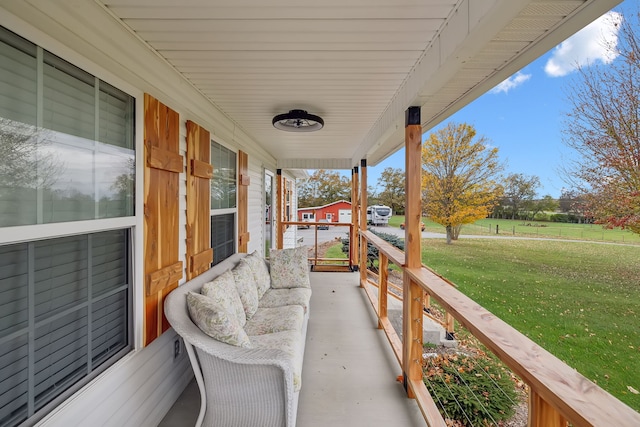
[{"xmin": 164, "ymin": 248, "xmax": 312, "ymax": 427}]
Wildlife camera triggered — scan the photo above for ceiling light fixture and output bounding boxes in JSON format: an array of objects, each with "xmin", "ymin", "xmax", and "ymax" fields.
[{"xmin": 272, "ymin": 109, "xmax": 324, "ymax": 132}]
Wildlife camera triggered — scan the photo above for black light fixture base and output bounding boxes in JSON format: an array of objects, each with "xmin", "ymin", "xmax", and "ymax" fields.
[{"xmin": 272, "ymin": 109, "xmax": 324, "ymax": 132}]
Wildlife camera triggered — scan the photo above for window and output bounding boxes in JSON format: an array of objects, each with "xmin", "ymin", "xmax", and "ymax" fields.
[
  {"xmin": 210, "ymin": 141, "xmax": 236, "ymax": 265},
  {"xmin": 0, "ymin": 27, "xmax": 134, "ymax": 427},
  {"xmin": 211, "ymin": 213, "xmax": 235, "ymax": 265},
  {"xmin": 210, "ymin": 141, "xmax": 236, "ymax": 210},
  {"xmin": 0, "ymin": 27, "xmax": 135, "ymax": 227},
  {"xmin": 0, "ymin": 230, "xmax": 132, "ymax": 427}
]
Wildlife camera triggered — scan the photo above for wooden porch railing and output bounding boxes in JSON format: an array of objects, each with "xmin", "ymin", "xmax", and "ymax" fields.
[
  {"xmin": 284, "ymin": 220, "xmax": 354, "ymax": 272},
  {"xmin": 359, "ymin": 229, "xmax": 640, "ymax": 427}
]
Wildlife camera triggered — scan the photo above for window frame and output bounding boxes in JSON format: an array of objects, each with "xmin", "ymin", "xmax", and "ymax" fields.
[
  {"xmin": 0, "ymin": 25, "xmax": 140, "ymax": 427},
  {"xmin": 210, "ymin": 138, "xmax": 238, "ymax": 265}
]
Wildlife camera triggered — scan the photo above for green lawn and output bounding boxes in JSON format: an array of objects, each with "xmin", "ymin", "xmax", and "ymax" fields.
[
  {"xmin": 420, "ymin": 238, "xmax": 640, "ymax": 411},
  {"xmin": 389, "ymin": 215, "xmax": 640, "ymax": 244}
]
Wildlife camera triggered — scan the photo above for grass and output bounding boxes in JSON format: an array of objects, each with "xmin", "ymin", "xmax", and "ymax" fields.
[
  {"xmin": 420, "ymin": 238, "xmax": 640, "ymax": 411},
  {"xmin": 324, "ymin": 243, "xmax": 347, "ymax": 259},
  {"xmin": 389, "ymin": 215, "xmax": 640, "ymax": 244}
]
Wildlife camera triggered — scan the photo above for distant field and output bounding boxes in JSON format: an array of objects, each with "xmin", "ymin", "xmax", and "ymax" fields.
[
  {"xmin": 422, "ymin": 238, "xmax": 640, "ymax": 411},
  {"xmin": 389, "ymin": 215, "xmax": 640, "ymax": 245}
]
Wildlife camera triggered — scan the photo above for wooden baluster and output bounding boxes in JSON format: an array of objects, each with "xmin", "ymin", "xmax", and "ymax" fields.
[{"xmin": 378, "ymin": 253, "xmax": 388, "ymax": 329}]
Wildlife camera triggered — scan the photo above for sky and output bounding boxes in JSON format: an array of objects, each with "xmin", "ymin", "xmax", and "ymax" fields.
[{"xmin": 367, "ymin": 1, "xmax": 632, "ymax": 199}]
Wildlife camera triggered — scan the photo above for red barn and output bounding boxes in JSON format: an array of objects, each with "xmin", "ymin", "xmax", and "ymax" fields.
[{"xmin": 298, "ymin": 200, "xmax": 352, "ymax": 223}]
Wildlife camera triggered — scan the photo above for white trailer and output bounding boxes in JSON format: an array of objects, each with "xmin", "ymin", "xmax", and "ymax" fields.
[{"xmin": 366, "ymin": 205, "xmax": 392, "ymax": 225}]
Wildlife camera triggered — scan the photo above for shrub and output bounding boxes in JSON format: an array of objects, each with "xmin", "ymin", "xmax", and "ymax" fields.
[
  {"xmin": 341, "ymin": 229, "xmax": 404, "ymax": 271},
  {"xmin": 424, "ymin": 353, "xmax": 517, "ymax": 426}
]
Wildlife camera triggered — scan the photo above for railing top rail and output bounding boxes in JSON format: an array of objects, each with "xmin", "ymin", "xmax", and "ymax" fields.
[
  {"xmin": 359, "ymin": 229, "xmax": 405, "ymax": 266},
  {"xmin": 284, "ymin": 221, "xmax": 353, "ymax": 227},
  {"xmin": 404, "ymin": 266, "xmax": 640, "ymax": 427}
]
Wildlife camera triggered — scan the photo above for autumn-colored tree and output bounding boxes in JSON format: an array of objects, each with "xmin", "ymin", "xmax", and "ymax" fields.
[
  {"xmin": 422, "ymin": 122, "xmax": 504, "ymax": 243},
  {"xmin": 562, "ymin": 11, "xmax": 640, "ymax": 234},
  {"xmin": 297, "ymin": 169, "xmax": 351, "ymax": 207},
  {"xmin": 376, "ymin": 167, "xmax": 405, "ymax": 215}
]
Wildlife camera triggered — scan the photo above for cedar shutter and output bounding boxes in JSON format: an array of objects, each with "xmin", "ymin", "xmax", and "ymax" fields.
[
  {"xmin": 143, "ymin": 94, "xmax": 183, "ymax": 346},
  {"xmin": 238, "ymin": 150, "xmax": 250, "ymax": 252},
  {"xmin": 186, "ymin": 120, "xmax": 213, "ymax": 280}
]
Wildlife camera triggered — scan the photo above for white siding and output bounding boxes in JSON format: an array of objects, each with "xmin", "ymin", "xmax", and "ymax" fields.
[
  {"xmin": 37, "ymin": 330, "xmax": 192, "ymax": 427},
  {"xmin": 247, "ymin": 159, "xmax": 264, "ymax": 256}
]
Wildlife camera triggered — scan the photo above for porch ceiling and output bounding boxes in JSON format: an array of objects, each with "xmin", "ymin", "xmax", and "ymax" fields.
[{"xmin": 25, "ymin": 0, "xmax": 625, "ymax": 169}]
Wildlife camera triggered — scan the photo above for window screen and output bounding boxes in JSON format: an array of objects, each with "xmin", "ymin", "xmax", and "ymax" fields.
[{"xmin": 211, "ymin": 213, "xmax": 235, "ymax": 266}]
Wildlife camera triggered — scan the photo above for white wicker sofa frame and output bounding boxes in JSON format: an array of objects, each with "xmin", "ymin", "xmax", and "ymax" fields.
[{"xmin": 164, "ymin": 252, "xmax": 310, "ymax": 427}]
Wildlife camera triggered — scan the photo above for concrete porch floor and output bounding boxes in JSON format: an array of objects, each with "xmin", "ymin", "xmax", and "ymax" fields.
[{"xmin": 159, "ymin": 271, "xmax": 425, "ymax": 427}]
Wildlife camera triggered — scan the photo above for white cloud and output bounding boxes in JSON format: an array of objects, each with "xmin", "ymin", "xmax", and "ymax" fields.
[
  {"xmin": 489, "ymin": 71, "xmax": 532, "ymax": 94},
  {"xmin": 545, "ymin": 11, "xmax": 623, "ymax": 77}
]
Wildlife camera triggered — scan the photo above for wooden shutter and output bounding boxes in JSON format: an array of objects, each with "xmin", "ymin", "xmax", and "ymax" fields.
[
  {"xmin": 186, "ymin": 120, "xmax": 213, "ymax": 280},
  {"xmin": 238, "ymin": 150, "xmax": 250, "ymax": 252},
  {"xmin": 143, "ymin": 94, "xmax": 183, "ymax": 346}
]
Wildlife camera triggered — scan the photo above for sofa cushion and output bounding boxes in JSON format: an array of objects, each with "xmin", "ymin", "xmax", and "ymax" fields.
[
  {"xmin": 186, "ymin": 291, "xmax": 252, "ymax": 348},
  {"xmin": 249, "ymin": 330, "xmax": 304, "ymax": 391},
  {"xmin": 269, "ymin": 246, "xmax": 311, "ymax": 289},
  {"xmin": 243, "ymin": 251, "xmax": 271, "ymax": 298},
  {"xmin": 244, "ymin": 305, "xmax": 305, "ymax": 336},
  {"xmin": 201, "ymin": 269, "xmax": 247, "ymax": 327},
  {"xmin": 259, "ymin": 288, "xmax": 312, "ymax": 314},
  {"xmin": 232, "ymin": 259, "xmax": 260, "ymax": 319}
]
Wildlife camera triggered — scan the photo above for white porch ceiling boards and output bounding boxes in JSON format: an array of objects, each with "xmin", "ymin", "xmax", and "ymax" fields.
[{"xmin": 104, "ymin": 1, "xmax": 620, "ymax": 168}]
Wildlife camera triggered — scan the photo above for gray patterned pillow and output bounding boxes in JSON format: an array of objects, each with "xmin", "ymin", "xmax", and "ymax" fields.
[
  {"xmin": 269, "ymin": 246, "xmax": 311, "ymax": 289},
  {"xmin": 231, "ymin": 260, "xmax": 260, "ymax": 319},
  {"xmin": 201, "ymin": 269, "xmax": 247, "ymax": 327},
  {"xmin": 243, "ymin": 251, "xmax": 271, "ymax": 298},
  {"xmin": 186, "ymin": 292, "xmax": 251, "ymax": 348}
]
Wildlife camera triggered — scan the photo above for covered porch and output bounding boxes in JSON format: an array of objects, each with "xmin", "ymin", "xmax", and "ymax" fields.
[
  {"xmin": 161, "ymin": 271, "xmax": 425, "ymax": 427},
  {"xmin": 1, "ymin": 1, "xmax": 639, "ymax": 427}
]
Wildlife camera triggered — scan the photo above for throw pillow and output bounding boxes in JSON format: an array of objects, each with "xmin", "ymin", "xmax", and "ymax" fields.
[
  {"xmin": 269, "ymin": 246, "xmax": 311, "ymax": 289},
  {"xmin": 243, "ymin": 251, "xmax": 271, "ymax": 298},
  {"xmin": 231, "ymin": 259, "xmax": 260, "ymax": 319},
  {"xmin": 186, "ymin": 291, "xmax": 251, "ymax": 348},
  {"xmin": 201, "ymin": 269, "xmax": 247, "ymax": 327}
]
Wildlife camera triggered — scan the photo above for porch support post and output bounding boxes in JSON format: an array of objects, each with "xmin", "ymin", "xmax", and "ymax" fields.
[
  {"xmin": 351, "ymin": 166, "xmax": 359, "ymax": 270},
  {"xmin": 276, "ymin": 168, "xmax": 284, "ymax": 249},
  {"xmin": 402, "ymin": 106, "xmax": 424, "ymax": 398},
  {"xmin": 359, "ymin": 159, "xmax": 368, "ymax": 286},
  {"xmin": 529, "ymin": 391, "xmax": 567, "ymax": 427}
]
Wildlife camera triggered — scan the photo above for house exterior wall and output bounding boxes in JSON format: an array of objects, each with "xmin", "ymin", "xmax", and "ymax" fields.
[{"xmin": 0, "ymin": 4, "xmax": 296, "ymax": 426}]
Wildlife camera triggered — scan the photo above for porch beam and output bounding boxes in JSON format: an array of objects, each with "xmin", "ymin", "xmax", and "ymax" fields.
[
  {"xmin": 359, "ymin": 159, "xmax": 368, "ymax": 286},
  {"xmin": 276, "ymin": 168, "xmax": 284, "ymax": 249},
  {"xmin": 351, "ymin": 166, "xmax": 359, "ymax": 269},
  {"xmin": 402, "ymin": 106, "xmax": 424, "ymax": 397}
]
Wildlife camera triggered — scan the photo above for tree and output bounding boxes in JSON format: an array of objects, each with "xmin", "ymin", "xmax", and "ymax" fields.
[
  {"xmin": 0, "ymin": 118, "xmax": 62, "ymax": 191},
  {"xmin": 501, "ymin": 173, "xmax": 540, "ymax": 219},
  {"xmin": 562, "ymin": 11, "xmax": 640, "ymax": 234},
  {"xmin": 527, "ymin": 195, "xmax": 558, "ymax": 221},
  {"xmin": 422, "ymin": 122, "xmax": 504, "ymax": 244},
  {"xmin": 297, "ymin": 169, "xmax": 351, "ymax": 207},
  {"xmin": 376, "ymin": 167, "xmax": 405, "ymax": 215},
  {"xmin": 559, "ymin": 189, "xmax": 589, "ymax": 223}
]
